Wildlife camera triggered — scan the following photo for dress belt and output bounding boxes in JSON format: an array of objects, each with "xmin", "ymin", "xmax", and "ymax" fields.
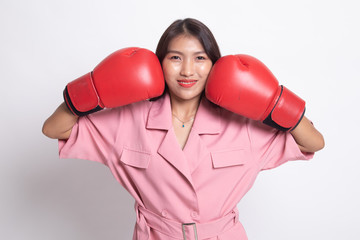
[{"xmin": 137, "ymin": 205, "xmax": 239, "ymax": 240}]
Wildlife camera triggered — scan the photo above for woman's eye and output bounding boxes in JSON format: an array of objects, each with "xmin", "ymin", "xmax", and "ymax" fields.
[
  {"xmin": 170, "ymin": 56, "xmax": 181, "ymax": 60},
  {"xmin": 197, "ymin": 56, "xmax": 206, "ymax": 60}
]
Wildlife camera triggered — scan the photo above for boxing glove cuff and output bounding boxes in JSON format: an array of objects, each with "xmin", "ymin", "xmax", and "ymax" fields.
[
  {"xmin": 63, "ymin": 72, "xmax": 104, "ymax": 116},
  {"xmin": 262, "ymin": 85, "xmax": 305, "ymax": 131}
]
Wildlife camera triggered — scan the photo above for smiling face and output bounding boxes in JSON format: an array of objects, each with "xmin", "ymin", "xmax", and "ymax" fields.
[{"xmin": 162, "ymin": 34, "xmax": 213, "ymax": 103}]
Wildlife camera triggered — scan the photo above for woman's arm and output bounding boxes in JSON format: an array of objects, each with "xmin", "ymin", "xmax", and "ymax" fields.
[
  {"xmin": 290, "ymin": 116, "xmax": 325, "ymax": 153},
  {"xmin": 42, "ymin": 103, "xmax": 78, "ymax": 140}
]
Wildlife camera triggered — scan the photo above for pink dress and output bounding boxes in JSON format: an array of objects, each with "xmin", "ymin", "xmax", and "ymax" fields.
[{"xmin": 59, "ymin": 93, "xmax": 313, "ymax": 240}]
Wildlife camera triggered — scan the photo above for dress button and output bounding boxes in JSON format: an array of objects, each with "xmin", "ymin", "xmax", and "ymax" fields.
[
  {"xmin": 190, "ymin": 211, "xmax": 199, "ymax": 219},
  {"xmin": 161, "ymin": 210, "xmax": 168, "ymax": 217}
]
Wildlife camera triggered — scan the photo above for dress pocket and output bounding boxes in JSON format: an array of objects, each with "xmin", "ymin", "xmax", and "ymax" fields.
[
  {"xmin": 120, "ymin": 147, "xmax": 151, "ymax": 169},
  {"xmin": 211, "ymin": 147, "xmax": 248, "ymax": 168}
]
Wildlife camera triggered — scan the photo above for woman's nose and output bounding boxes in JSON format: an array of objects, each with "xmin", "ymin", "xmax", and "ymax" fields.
[{"xmin": 180, "ymin": 59, "xmax": 195, "ymax": 77}]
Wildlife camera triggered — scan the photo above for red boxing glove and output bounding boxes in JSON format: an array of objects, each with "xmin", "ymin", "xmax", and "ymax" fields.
[
  {"xmin": 64, "ymin": 47, "xmax": 165, "ymax": 116},
  {"xmin": 205, "ymin": 54, "xmax": 305, "ymax": 131}
]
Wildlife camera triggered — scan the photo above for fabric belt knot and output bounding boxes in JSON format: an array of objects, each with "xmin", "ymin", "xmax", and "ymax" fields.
[{"xmin": 136, "ymin": 204, "xmax": 239, "ymax": 239}]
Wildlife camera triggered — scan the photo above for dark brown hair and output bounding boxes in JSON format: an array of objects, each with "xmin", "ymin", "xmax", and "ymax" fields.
[{"xmin": 156, "ymin": 18, "xmax": 221, "ymax": 64}]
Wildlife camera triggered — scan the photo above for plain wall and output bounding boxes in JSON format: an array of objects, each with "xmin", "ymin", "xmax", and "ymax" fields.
[{"xmin": 1, "ymin": 0, "xmax": 359, "ymax": 239}]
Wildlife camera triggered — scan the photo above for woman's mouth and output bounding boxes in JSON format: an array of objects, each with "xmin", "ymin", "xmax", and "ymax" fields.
[{"xmin": 177, "ymin": 79, "xmax": 198, "ymax": 88}]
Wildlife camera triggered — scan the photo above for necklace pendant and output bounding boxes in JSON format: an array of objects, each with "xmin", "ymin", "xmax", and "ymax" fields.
[{"xmin": 182, "ymin": 124, "xmax": 185, "ymax": 128}]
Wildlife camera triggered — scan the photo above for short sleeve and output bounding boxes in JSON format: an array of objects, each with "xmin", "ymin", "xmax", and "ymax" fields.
[
  {"xmin": 58, "ymin": 108, "xmax": 121, "ymax": 165},
  {"xmin": 247, "ymin": 120, "xmax": 314, "ymax": 171}
]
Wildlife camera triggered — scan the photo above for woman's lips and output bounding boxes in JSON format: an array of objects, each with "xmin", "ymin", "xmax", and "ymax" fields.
[{"xmin": 177, "ymin": 79, "xmax": 198, "ymax": 88}]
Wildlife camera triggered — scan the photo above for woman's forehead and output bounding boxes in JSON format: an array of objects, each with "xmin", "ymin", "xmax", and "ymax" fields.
[{"xmin": 167, "ymin": 34, "xmax": 205, "ymax": 53}]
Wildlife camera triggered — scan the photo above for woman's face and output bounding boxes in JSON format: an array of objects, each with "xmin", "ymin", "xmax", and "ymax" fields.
[{"xmin": 162, "ymin": 34, "xmax": 213, "ymax": 102}]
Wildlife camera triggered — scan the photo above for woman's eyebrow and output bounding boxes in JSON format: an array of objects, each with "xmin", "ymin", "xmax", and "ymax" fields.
[
  {"xmin": 167, "ymin": 50, "xmax": 183, "ymax": 55},
  {"xmin": 167, "ymin": 50, "xmax": 206, "ymax": 55}
]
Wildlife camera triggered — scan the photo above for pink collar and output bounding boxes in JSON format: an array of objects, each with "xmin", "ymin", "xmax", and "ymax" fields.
[{"xmin": 146, "ymin": 92, "xmax": 221, "ymax": 134}]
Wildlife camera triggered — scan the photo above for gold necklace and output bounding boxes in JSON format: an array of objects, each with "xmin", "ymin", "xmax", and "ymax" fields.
[{"xmin": 172, "ymin": 113, "xmax": 195, "ymax": 128}]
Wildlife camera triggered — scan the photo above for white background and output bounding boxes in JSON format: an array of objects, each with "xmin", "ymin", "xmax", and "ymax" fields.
[{"xmin": 1, "ymin": 0, "xmax": 359, "ymax": 239}]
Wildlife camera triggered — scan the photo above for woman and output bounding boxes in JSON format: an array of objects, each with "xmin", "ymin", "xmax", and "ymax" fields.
[{"xmin": 43, "ymin": 18, "xmax": 324, "ymax": 240}]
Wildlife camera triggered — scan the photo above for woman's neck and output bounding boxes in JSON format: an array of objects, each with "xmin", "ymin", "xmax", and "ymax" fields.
[{"xmin": 169, "ymin": 93, "xmax": 202, "ymax": 120}]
